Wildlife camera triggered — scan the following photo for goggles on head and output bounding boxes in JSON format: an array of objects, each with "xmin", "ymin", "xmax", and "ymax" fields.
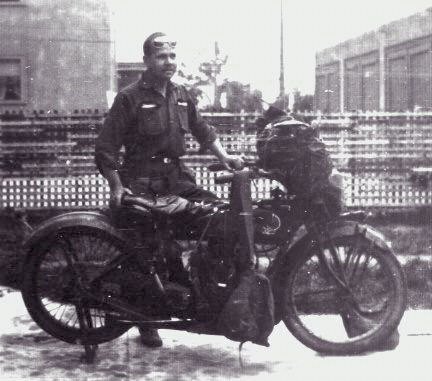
[{"xmin": 152, "ymin": 37, "xmax": 177, "ymax": 49}]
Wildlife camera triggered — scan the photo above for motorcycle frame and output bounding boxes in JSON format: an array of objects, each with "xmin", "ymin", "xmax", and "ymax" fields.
[{"xmin": 23, "ymin": 170, "xmax": 258, "ymax": 331}]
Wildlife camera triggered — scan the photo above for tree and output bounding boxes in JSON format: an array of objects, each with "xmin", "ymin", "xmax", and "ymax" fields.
[
  {"xmin": 176, "ymin": 41, "xmax": 263, "ymax": 112},
  {"xmin": 293, "ymin": 93, "xmax": 314, "ymax": 112},
  {"xmin": 218, "ymin": 80, "xmax": 263, "ymax": 112},
  {"xmin": 271, "ymin": 94, "xmax": 290, "ymax": 113},
  {"xmin": 177, "ymin": 65, "xmax": 263, "ymax": 112},
  {"xmin": 176, "ymin": 64, "xmax": 207, "ymax": 105},
  {"xmin": 198, "ymin": 42, "xmax": 228, "ymax": 109}
]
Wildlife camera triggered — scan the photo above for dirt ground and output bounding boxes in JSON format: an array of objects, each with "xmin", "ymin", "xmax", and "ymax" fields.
[{"xmin": 0, "ymin": 289, "xmax": 431, "ymax": 381}]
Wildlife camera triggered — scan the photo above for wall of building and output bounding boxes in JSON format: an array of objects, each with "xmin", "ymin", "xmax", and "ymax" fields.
[
  {"xmin": 315, "ymin": 62, "xmax": 340, "ymax": 113},
  {"xmin": 117, "ymin": 62, "xmax": 143, "ymax": 91},
  {"xmin": 0, "ymin": 0, "xmax": 115, "ymax": 112},
  {"xmin": 315, "ymin": 7, "xmax": 432, "ymax": 112}
]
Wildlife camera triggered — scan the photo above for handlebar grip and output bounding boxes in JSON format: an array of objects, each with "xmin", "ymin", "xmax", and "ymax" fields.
[
  {"xmin": 214, "ymin": 173, "xmax": 234, "ymax": 184},
  {"xmin": 243, "ymin": 159, "xmax": 257, "ymax": 167},
  {"xmin": 208, "ymin": 163, "xmax": 226, "ymax": 172}
]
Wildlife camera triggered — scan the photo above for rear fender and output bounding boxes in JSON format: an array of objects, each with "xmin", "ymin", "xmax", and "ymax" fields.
[{"xmin": 24, "ymin": 210, "xmax": 130, "ymax": 257}]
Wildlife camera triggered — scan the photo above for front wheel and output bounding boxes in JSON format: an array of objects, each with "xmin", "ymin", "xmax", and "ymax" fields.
[
  {"xmin": 282, "ymin": 235, "xmax": 407, "ymax": 354},
  {"xmin": 21, "ymin": 227, "xmax": 130, "ymax": 345}
]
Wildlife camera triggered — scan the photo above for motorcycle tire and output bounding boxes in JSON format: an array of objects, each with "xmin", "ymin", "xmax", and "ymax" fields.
[
  {"xmin": 281, "ymin": 234, "xmax": 407, "ymax": 355},
  {"xmin": 21, "ymin": 227, "xmax": 130, "ymax": 345}
]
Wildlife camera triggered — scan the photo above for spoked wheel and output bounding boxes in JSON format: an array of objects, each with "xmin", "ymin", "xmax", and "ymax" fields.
[
  {"xmin": 282, "ymin": 235, "xmax": 407, "ymax": 354},
  {"xmin": 21, "ymin": 227, "xmax": 130, "ymax": 345}
]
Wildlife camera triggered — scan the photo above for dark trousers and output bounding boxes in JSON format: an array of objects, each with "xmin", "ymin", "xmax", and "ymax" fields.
[{"xmin": 126, "ymin": 163, "xmax": 218, "ymax": 284}]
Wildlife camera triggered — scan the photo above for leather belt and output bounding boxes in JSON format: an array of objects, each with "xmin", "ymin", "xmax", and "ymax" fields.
[{"xmin": 149, "ymin": 155, "xmax": 178, "ymax": 164}]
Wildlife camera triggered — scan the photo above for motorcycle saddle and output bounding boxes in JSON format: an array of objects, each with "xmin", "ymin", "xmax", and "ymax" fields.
[{"xmin": 122, "ymin": 194, "xmax": 214, "ymax": 218}]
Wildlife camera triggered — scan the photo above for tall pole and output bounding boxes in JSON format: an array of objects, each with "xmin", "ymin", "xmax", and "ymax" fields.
[
  {"xmin": 213, "ymin": 42, "xmax": 220, "ymax": 109},
  {"xmin": 279, "ymin": 0, "xmax": 286, "ymax": 109}
]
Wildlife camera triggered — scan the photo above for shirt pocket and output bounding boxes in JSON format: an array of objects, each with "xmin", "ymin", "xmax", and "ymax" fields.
[
  {"xmin": 138, "ymin": 102, "xmax": 165, "ymax": 135},
  {"xmin": 176, "ymin": 100, "xmax": 190, "ymax": 133}
]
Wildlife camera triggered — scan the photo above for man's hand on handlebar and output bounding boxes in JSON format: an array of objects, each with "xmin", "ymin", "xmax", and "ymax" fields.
[
  {"xmin": 110, "ymin": 185, "xmax": 132, "ymax": 208},
  {"xmin": 220, "ymin": 154, "xmax": 244, "ymax": 171},
  {"xmin": 208, "ymin": 139, "xmax": 244, "ymax": 171},
  {"xmin": 209, "ymin": 158, "xmax": 275, "ymax": 184}
]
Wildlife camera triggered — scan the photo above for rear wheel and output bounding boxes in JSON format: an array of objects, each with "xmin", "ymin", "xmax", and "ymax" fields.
[
  {"xmin": 21, "ymin": 227, "xmax": 130, "ymax": 345},
  {"xmin": 282, "ymin": 235, "xmax": 407, "ymax": 354}
]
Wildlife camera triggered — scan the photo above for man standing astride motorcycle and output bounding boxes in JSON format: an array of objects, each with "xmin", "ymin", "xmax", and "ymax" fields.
[{"xmin": 95, "ymin": 32, "xmax": 243, "ymax": 348}]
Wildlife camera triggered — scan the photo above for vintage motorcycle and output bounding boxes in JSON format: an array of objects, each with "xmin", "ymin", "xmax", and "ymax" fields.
[{"xmin": 20, "ymin": 158, "xmax": 407, "ymax": 358}]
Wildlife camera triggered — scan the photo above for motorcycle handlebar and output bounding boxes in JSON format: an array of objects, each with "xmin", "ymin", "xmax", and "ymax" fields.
[
  {"xmin": 208, "ymin": 163, "xmax": 227, "ymax": 172},
  {"xmin": 122, "ymin": 193, "xmax": 135, "ymax": 205},
  {"xmin": 121, "ymin": 193, "xmax": 148, "ymax": 207},
  {"xmin": 214, "ymin": 173, "xmax": 234, "ymax": 184},
  {"xmin": 208, "ymin": 159, "xmax": 257, "ymax": 172},
  {"xmin": 213, "ymin": 168, "xmax": 274, "ymax": 185}
]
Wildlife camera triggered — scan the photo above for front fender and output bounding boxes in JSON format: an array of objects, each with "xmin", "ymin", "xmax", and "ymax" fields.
[
  {"xmin": 24, "ymin": 210, "xmax": 128, "ymax": 252},
  {"xmin": 268, "ymin": 219, "xmax": 393, "ymax": 323},
  {"xmin": 326, "ymin": 219, "xmax": 392, "ymax": 252},
  {"xmin": 270, "ymin": 219, "xmax": 391, "ymax": 275}
]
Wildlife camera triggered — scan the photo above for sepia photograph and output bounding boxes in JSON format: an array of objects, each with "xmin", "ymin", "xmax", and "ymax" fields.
[{"xmin": 0, "ymin": 0, "xmax": 431, "ymax": 379}]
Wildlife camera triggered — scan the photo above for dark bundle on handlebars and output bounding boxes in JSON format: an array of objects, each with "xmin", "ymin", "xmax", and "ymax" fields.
[{"xmin": 255, "ymin": 111, "xmax": 343, "ymax": 219}]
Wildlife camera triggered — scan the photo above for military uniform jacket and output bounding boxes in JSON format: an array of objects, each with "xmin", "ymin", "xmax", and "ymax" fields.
[{"xmin": 95, "ymin": 71, "xmax": 217, "ymax": 179}]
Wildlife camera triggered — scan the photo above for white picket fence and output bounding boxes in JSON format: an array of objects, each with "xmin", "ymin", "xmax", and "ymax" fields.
[{"xmin": 1, "ymin": 111, "xmax": 432, "ymax": 210}]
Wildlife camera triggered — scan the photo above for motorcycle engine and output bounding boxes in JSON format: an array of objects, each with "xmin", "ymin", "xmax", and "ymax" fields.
[
  {"xmin": 98, "ymin": 267, "xmax": 193, "ymax": 319},
  {"xmin": 99, "ymin": 268, "xmax": 150, "ymax": 301},
  {"xmin": 254, "ymin": 209, "xmax": 282, "ymax": 237},
  {"xmin": 96, "ymin": 238, "xmax": 234, "ymax": 317}
]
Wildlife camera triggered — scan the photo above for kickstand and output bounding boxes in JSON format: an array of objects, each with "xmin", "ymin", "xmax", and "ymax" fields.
[
  {"xmin": 80, "ymin": 343, "xmax": 98, "ymax": 364},
  {"xmin": 76, "ymin": 305, "xmax": 98, "ymax": 364}
]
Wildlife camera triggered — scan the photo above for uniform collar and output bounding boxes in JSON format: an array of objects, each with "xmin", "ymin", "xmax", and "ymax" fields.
[{"xmin": 140, "ymin": 70, "xmax": 178, "ymax": 92}]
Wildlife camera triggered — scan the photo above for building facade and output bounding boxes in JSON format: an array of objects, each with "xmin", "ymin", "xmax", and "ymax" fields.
[
  {"xmin": 117, "ymin": 62, "xmax": 143, "ymax": 91},
  {"xmin": 0, "ymin": 0, "xmax": 115, "ymax": 112},
  {"xmin": 315, "ymin": 7, "xmax": 432, "ymax": 113}
]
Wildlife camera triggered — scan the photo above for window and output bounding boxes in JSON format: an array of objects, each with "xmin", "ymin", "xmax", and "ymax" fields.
[{"xmin": 0, "ymin": 59, "xmax": 22, "ymax": 102}]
